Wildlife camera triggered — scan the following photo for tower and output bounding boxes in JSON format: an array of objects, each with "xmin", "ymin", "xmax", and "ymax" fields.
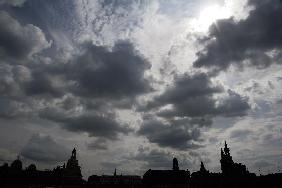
[
  {"xmin": 220, "ymin": 141, "xmax": 235, "ymax": 175},
  {"xmin": 220, "ymin": 141, "xmax": 249, "ymax": 176},
  {"xmin": 65, "ymin": 148, "xmax": 82, "ymax": 179},
  {"xmin": 173, "ymin": 158, "xmax": 179, "ymax": 171}
]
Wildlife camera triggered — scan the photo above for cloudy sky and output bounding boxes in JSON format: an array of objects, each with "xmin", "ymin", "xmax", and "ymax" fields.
[{"xmin": 0, "ymin": 0, "xmax": 282, "ymax": 178}]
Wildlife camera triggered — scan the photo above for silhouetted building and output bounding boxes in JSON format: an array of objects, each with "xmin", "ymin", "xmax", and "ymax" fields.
[
  {"xmin": 190, "ymin": 161, "xmax": 221, "ymax": 188},
  {"xmin": 220, "ymin": 141, "xmax": 249, "ymax": 176},
  {"xmin": 0, "ymin": 148, "xmax": 85, "ymax": 187},
  {"xmin": 64, "ymin": 148, "xmax": 83, "ymax": 183},
  {"xmin": 87, "ymin": 169, "xmax": 142, "ymax": 188},
  {"xmin": 1, "ymin": 143, "xmax": 282, "ymax": 188},
  {"xmin": 26, "ymin": 164, "xmax": 37, "ymax": 172},
  {"xmin": 143, "ymin": 158, "xmax": 190, "ymax": 188},
  {"xmin": 10, "ymin": 156, "xmax": 22, "ymax": 171},
  {"xmin": 191, "ymin": 161, "xmax": 209, "ymax": 178},
  {"xmin": 200, "ymin": 161, "xmax": 208, "ymax": 174}
]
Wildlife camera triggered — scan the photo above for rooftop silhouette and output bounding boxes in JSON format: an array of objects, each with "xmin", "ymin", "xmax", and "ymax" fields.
[{"xmin": 0, "ymin": 141, "xmax": 281, "ymax": 188}]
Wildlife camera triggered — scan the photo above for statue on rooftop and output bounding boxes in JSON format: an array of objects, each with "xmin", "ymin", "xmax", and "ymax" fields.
[{"xmin": 173, "ymin": 158, "xmax": 179, "ymax": 171}]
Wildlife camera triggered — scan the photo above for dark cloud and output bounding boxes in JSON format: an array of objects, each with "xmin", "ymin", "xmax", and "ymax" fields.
[
  {"xmin": 21, "ymin": 134, "xmax": 69, "ymax": 163},
  {"xmin": 194, "ymin": 0, "xmax": 282, "ymax": 71},
  {"xmin": 131, "ymin": 147, "xmax": 174, "ymax": 169},
  {"xmin": 144, "ymin": 73, "xmax": 249, "ymax": 118},
  {"xmin": 0, "ymin": 11, "xmax": 51, "ymax": 60},
  {"xmin": 13, "ymin": 40, "xmax": 151, "ymax": 102},
  {"xmin": 23, "ymin": 70, "xmax": 65, "ymax": 97},
  {"xmin": 144, "ymin": 73, "xmax": 222, "ymax": 117},
  {"xmin": 2, "ymin": 39, "xmax": 151, "ymax": 103},
  {"xmin": 5, "ymin": 0, "xmax": 78, "ymax": 53},
  {"xmin": 87, "ymin": 138, "xmax": 108, "ymax": 150},
  {"xmin": 137, "ymin": 73, "xmax": 249, "ymax": 149},
  {"xmin": 154, "ymin": 73, "xmax": 223, "ymax": 104},
  {"xmin": 170, "ymin": 117, "xmax": 213, "ymax": 128},
  {"xmin": 12, "ymin": 59, "xmax": 76, "ymax": 99},
  {"xmin": 70, "ymin": 41, "xmax": 151, "ymax": 99},
  {"xmin": 40, "ymin": 108, "xmax": 132, "ymax": 140},
  {"xmin": 0, "ymin": 9, "xmax": 152, "ymax": 137},
  {"xmin": 0, "ymin": 13, "xmax": 147, "ymax": 144},
  {"xmin": 0, "ymin": 65, "xmax": 19, "ymax": 97},
  {"xmin": 61, "ymin": 115, "xmax": 131, "ymax": 140},
  {"xmin": 0, "ymin": 63, "xmax": 65, "ymax": 119},
  {"xmin": 0, "ymin": 11, "xmax": 149, "ymax": 144},
  {"xmin": 138, "ymin": 119, "xmax": 202, "ymax": 150},
  {"xmin": 217, "ymin": 90, "xmax": 250, "ymax": 117},
  {"xmin": 0, "ymin": 98, "xmax": 29, "ymax": 118}
]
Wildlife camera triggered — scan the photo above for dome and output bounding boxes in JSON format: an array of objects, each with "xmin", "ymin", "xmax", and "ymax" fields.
[{"xmin": 11, "ymin": 159, "xmax": 22, "ymax": 170}]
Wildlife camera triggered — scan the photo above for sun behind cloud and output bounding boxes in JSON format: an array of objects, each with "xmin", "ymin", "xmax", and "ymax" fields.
[{"xmin": 190, "ymin": 4, "xmax": 232, "ymax": 32}]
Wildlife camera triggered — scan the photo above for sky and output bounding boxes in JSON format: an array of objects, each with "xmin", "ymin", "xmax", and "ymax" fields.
[{"xmin": 0, "ymin": 0, "xmax": 282, "ymax": 178}]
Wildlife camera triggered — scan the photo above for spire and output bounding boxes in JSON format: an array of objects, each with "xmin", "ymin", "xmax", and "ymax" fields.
[
  {"xmin": 200, "ymin": 161, "xmax": 205, "ymax": 170},
  {"xmin": 114, "ymin": 168, "xmax": 117, "ymax": 176},
  {"xmin": 200, "ymin": 161, "xmax": 208, "ymax": 173},
  {"xmin": 224, "ymin": 141, "xmax": 230, "ymax": 156},
  {"xmin": 72, "ymin": 148, "xmax": 76, "ymax": 159}
]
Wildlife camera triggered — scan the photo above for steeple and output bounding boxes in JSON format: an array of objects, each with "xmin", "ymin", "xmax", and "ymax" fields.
[
  {"xmin": 72, "ymin": 148, "xmax": 76, "ymax": 159},
  {"xmin": 200, "ymin": 161, "xmax": 207, "ymax": 173},
  {"xmin": 224, "ymin": 141, "xmax": 230, "ymax": 156},
  {"xmin": 114, "ymin": 168, "xmax": 117, "ymax": 176}
]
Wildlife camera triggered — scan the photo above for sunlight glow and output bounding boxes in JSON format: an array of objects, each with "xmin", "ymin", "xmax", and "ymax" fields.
[{"xmin": 190, "ymin": 4, "xmax": 232, "ymax": 32}]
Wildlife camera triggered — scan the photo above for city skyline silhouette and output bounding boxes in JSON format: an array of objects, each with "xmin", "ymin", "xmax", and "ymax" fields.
[
  {"xmin": 1, "ymin": 0, "xmax": 282, "ymax": 187},
  {"xmin": 1, "ymin": 141, "xmax": 281, "ymax": 187}
]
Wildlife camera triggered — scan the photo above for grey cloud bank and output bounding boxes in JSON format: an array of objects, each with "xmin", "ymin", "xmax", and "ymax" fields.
[{"xmin": 194, "ymin": 0, "xmax": 282, "ymax": 71}]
